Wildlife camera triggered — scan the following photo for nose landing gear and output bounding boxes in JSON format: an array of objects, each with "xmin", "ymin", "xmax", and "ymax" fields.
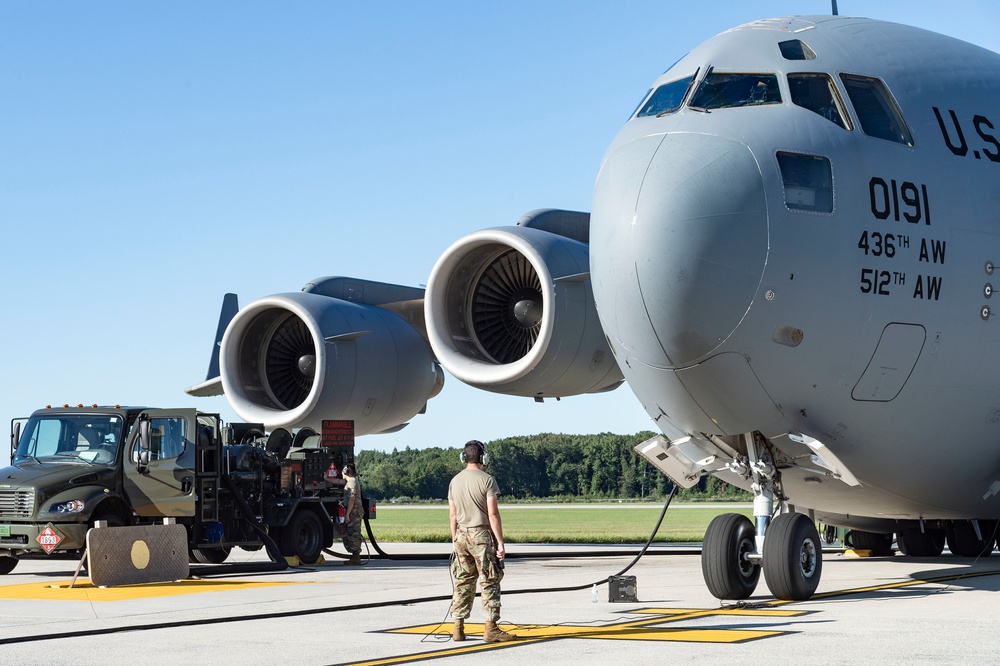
[{"xmin": 701, "ymin": 432, "xmax": 823, "ymax": 601}]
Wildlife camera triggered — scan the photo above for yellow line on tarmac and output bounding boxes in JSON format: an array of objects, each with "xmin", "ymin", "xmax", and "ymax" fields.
[
  {"xmin": 770, "ymin": 568, "xmax": 1000, "ymax": 606},
  {"xmin": 629, "ymin": 606, "xmax": 806, "ymax": 619},
  {"xmin": 0, "ymin": 578, "xmax": 315, "ymax": 602},
  {"xmin": 388, "ymin": 619, "xmax": 781, "ymax": 643},
  {"xmin": 343, "ymin": 639, "xmax": 542, "ymax": 666}
]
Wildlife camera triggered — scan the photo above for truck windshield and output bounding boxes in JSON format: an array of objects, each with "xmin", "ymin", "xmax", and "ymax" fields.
[{"xmin": 15, "ymin": 414, "xmax": 123, "ymax": 465}]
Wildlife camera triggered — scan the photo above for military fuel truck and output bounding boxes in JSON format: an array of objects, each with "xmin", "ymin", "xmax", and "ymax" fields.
[{"xmin": 2, "ymin": 405, "xmax": 366, "ymax": 574}]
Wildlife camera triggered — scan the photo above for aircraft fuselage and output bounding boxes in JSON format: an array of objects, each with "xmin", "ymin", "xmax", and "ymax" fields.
[{"xmin": 590, "ymin": 16, "xmax": 1000, "ymax": 526}]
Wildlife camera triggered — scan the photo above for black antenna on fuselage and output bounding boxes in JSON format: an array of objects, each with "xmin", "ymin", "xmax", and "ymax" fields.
[{"xmin": 832, "ymin": 0, "xmax": 839, "ymax": 15}]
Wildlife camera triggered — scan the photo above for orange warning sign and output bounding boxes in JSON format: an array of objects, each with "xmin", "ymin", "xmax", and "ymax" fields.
[{"xmin": 36, "ymin": 524, "xmax": 63, "ymax": 554}]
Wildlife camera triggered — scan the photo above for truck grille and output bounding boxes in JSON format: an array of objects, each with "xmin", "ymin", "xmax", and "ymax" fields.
[{"xmin": 0, "ymin": 490, "xmax": 35, "ymax": 518}]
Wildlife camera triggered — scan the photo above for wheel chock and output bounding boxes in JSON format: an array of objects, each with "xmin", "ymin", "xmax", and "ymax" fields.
[
  {"xmin": 284, "ymin": 555, "xmax": 301, "ymax": 566},
  {"xmin": 844, "ymin": 548, "xmax": 873, "ymax": 558}
]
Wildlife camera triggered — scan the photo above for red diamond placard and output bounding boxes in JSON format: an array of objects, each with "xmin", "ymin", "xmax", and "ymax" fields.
[{"xmin": 36, "ymin": 524, "xmax": 63, "ymax": 554}]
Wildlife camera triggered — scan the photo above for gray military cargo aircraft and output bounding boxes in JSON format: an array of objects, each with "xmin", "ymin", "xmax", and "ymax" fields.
[{"xmin": 188, "ymin": 15, "xmax": 1000, "ymax": 600}]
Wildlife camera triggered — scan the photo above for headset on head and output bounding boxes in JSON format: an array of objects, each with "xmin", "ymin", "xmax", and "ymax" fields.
[{"xmin": 460, "ymin": 440, "xmax": 489, "ymax": 465}]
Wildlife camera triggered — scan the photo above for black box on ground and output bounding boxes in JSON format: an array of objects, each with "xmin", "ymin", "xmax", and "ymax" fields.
[{"xmin": 608, "ymin": 575, "xmax": 638, "ymax": 602}]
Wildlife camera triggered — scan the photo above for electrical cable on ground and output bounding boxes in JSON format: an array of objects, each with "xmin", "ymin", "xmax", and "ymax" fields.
[{"xmin": 506, "ymin": 484, "xmax": 678, "ymax": 595}]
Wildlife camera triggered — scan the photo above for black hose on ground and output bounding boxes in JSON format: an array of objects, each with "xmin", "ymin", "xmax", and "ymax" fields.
[{"xmin": 188, "ymin": 473, "xmax": 289, "ymax": 577}]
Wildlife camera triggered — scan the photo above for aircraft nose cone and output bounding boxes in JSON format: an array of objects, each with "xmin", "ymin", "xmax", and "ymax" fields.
[{"xmin": 591, "ymin": 133, "xmax": 767, "ymax": 367}]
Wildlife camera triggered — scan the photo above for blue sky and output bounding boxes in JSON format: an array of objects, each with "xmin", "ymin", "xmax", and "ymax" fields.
[{"xmin": 2, "ymin": 1, "xmax": 998, "ymax": 459}]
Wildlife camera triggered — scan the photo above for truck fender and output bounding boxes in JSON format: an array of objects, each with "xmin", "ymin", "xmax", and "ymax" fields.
[{"xmin": 36, "ymin": 487, "xmax": 130, "ymax": 525}]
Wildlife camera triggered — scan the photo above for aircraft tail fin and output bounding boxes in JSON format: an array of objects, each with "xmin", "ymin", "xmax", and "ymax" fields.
[{"xmin": 185, "ymin": 293, "xmax": 238, "ymax": 397}]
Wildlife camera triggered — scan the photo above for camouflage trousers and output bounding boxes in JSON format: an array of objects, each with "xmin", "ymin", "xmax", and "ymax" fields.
[
  {"xmin": 451, "ymin": 527, "xmax": 504, "ymax": 622},
  {"xmin": 343, "ymin": 513, "xmax": 363, "ymax": 555}
]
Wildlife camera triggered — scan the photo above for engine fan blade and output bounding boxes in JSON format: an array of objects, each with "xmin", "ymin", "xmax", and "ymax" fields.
[
  {"xmin": 265, "ymin": 315, "xmax": 315, "ymax": 408},
  {"xmin": 471, "ymin": 250, "xmax": 543, "ymax": 364}
]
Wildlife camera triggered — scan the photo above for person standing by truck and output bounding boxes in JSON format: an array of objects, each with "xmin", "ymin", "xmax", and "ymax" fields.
[
  {"xmin": 342, "ymin": 463, "xmax": 364, "ymax": 565},
  {"xmin": 448, "ymin": 440, "xmax": 516, "ymax": 643}
]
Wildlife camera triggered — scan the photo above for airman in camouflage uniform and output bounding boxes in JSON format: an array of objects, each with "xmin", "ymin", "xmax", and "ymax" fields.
[
  {"xmin": 448, "ymin": 441, "xmax": 516, "ymax": 643},
  {"xmin": 342, "ymin": 463, "xmax": 364, "ymax": 566}
]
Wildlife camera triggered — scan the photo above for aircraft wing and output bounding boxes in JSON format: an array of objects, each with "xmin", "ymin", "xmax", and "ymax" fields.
[{"xmin": 187, "ymin": 210, "xmax": 622, "ymax": 435}]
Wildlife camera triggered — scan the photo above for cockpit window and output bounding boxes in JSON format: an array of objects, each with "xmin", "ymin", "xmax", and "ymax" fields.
[
  {"xmin": 788, "ymin": 73, "xmax": 852, "ymax": 130},
  {"xmin": 636, "ymin": 74, "xmax": 695, "ymax": 117},
  {"xmin": 629, "ymin": 88, "xmax": 653, "ymax": 119},
  {"xmin": 689, "ymin": 72, "xmax": 781, "ymax": 110},
  {"xmin": 840, "ymin": 74, "xmax": 913, "ymax": 145},
  {"xmin": 777, "ymin": 152, "xmax": 833, "ymax": 213},
  {"xmin": 778, "ymin": 40, "xmax": 816, "ymax": 60}
]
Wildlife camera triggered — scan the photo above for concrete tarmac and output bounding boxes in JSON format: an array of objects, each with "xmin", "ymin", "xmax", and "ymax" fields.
[{"xmin": 1, "ymin": 543, "xmax": 998, "ymax": 665}]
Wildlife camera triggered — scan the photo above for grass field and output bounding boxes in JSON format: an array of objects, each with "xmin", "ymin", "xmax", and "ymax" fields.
[{"xmin": 367, "ymin": 503, "xmax": 754, "ymax": 543}]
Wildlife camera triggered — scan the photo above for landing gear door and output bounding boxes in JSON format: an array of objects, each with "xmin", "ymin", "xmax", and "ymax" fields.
[{"xmin": 123, "ymin": 409, "xmax": 197, "ymax": 517}]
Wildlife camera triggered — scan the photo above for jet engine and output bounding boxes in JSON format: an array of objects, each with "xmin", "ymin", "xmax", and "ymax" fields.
[
  {"xmin": 425, "ymin": 224, "xmax": 623, "ymax": 397},
  {"xmin": 219, "ymin": 291, "xmax": 444, "ymax": 434}
]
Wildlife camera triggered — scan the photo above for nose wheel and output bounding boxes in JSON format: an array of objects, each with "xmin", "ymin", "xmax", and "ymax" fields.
[
  {"xmin": 702, "ymin": 513, "xmax": 760, "ymax": 599},
  {"xmin": 700, "ymin": 433, "xmax": 823, "ymax": 601},
  {"xmin": 762, "ymin": 512, "xmax": 823, "ymax": 600},
  {"xmin": 701, "ymin": 510, "xmax": 823, "ymax": 601}
]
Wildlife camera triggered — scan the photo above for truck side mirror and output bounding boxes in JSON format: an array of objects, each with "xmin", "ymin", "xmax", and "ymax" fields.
[
  {"xmin": 137, "ymin": 417, "xmax": 151, "ymax": 470},
  {"xmin": 11, "ymin": 422, "xmax": 20, "ymax": 461}
]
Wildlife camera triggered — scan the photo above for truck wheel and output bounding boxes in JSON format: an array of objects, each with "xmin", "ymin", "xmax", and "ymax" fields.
[
  {"xmin": 90, "ymin": 511, "xmax": 125, "ymax": 528},
  {"xmin": 0, "ymin": 556, "xmax": 18, "ymax": 574},
  {"xmin": 281, "ymin": 510, "xmax": 323, "ymax": 563},
  {"xmin": 190, "ymin": 546, "xmax": 231, "ymax": 564}
]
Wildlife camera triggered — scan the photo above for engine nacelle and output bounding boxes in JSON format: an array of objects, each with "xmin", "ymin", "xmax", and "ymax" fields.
[
  {"xmin": 425, "ymin": 225, "xmax": 623, "ymax": 397},
  {"xmin": 220, "ymin": 292, "xmax": 444, "ymax": 434}
]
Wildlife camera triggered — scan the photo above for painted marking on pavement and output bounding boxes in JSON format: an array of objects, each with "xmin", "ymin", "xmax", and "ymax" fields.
[
  {"xmin": 0, "ymin": 578, "xmax": 314, "ymax": 601},
  {"xmin": 336, "ymin": 568, "xmax": 1000, "ymax": 666},
  {"xmin": 338, "ymin": 606, "xmax": 806, "ymax": 665}
]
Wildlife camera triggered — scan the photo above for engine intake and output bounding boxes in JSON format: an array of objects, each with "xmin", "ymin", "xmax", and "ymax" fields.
[
  {"xmin": 220, "ymin": 292, "xmax": 443, "ymax": 434},
  {"xmin": 425, "ymin": 225, "xmax": 623, "ymax": 397}
]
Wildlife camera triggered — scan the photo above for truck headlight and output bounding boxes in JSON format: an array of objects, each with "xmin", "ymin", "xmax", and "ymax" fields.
[{"xmin": 50, "ymin": 500, "xmax": 86, "ymax": 514}]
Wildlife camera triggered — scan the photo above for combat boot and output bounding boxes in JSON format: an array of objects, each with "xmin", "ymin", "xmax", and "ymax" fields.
[
  {"xmin": 452, "ymin": 619, "xmax": 465, "ymax": 642},
  {"xmin": 344, "ymin": 553, "xmax": 362, "ymax": 566},
  {"xmin": 483, "ymin": 621, "xmax": 516, "ymax": 643}
]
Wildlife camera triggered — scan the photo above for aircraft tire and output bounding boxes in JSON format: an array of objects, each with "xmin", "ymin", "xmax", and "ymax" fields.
[
  {"xmin": 701, "ymin": 513, "xmax": 760, "ymax": 600},
  {"xmin": 846, "ymin": 530, "xmax": 894, "ymax": 556},
  {"xmin": 0, "ymin": 556, "xmax": 18, "ymax": 575},
  {"xmin": 896, "ymin": 527, "xmax": 945, "ymax": 557},
  {"xmin": 947, "ymin": 521, "xmax": 995, "ymax": 558},
  {"xmin": 281, "ymin": 509, "xmax": 323, "ymax": 563},
  {"xmin": 762, "ymin": 513, "xmax": 822, "ymax": 601}
]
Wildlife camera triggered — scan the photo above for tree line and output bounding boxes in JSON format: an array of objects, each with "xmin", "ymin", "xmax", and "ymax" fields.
[{"xmin": 355, "ymin": 432, "xmax": 750, "ymax": 502}]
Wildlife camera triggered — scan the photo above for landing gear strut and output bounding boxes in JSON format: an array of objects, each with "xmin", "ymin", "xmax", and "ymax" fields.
[{"xmin": 701, "ymin": 432, "xmax": 823, "ymax": 601}]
